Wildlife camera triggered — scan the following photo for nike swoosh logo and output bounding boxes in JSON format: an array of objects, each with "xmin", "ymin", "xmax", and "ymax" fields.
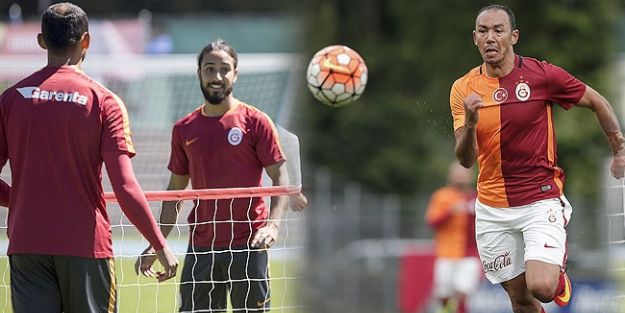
[
  {"xmin": 322, "ymin": 58, "xmax": 351, "ymax": 74},
  {"xmin": 256, "ymin": 298, "xmax": 270, "ymax": 307},
  {"xmin": 544, "ymin": 243, "xmax": 557, "ymax": 249},
  {"xmin": 185, "ymin": 137, "xmax": 199, "ymax": 146}
]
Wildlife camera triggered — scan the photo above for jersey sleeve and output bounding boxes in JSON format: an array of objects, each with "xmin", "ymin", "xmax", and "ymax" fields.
[
  {"xmin": 544, "ymin": 62, "xmax": 587, "ymax": 110},
  {"xmin": 254, "ymin": 113, "xmax": 286, "ymax": 168},
  {"xmin": 0, "ymin": 92, "xmax": 8, "ymax": 169},
  {"xmin": 425, "ymin": 189, "xmax": 453, "ymax": 228},
  {"xmin": 167, "ymin": 124, "xmax": 190, "ymax": 175},
  {"xmin": 101, "ymin": 93, "xmax": 136, "ymax": 158},
  {"xmin": 450, "ymin": 80, "xmax": 466, "ymax": 131},
  {"xmin": 0, "ymin": 92, "xmax": 10, "ymax": 206}
]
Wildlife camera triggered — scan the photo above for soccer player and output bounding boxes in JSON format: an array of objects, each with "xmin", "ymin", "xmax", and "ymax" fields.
[
  {"xmin": 426, "ymin": 161, "xmax": 480, "ymax": 313},
  {"xmin": 0, "ymin": 2, "xmax": 178, "ymax": 312},
  {"xmin": 450, "ymin": 4, "xmax": 625, "ymax": 313},
  {"xmin": 270, "ymin": 126, "xmax": 308, "ymax": 211},
  {"xmin": 136, "ymin": 39, "xmax": 288, "ymax": 312}
]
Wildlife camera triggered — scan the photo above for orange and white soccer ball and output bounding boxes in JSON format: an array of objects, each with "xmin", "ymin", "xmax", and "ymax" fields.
[{"xmin": 306, "ymin": 45, "xmax": 368, "ymax": 107}]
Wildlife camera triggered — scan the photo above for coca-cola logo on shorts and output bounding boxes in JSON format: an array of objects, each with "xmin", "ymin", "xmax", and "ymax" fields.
[{"xmin": 482, "ymin": 252, "xmax": 512, "ymax": 272}]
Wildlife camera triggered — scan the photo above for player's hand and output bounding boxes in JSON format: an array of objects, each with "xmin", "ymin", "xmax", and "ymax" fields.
[
  {"xmin": 463, "ymin": 93, "xmax": 484, "ymax": 128},
  {"xmin": 452, "ymin": 202, "xmax": 465, "ymax": 213},
  {"xmin": 154, "ymin": 246, "xmax": 178, "ymax": 282},
  {"xmin": 290, "ymin": 192, "xmax": 308, "ymax": 211},
  {"xmin": 135, "ymin": 246, "xmax": 157, "ymax": 277},
  {"xmin": 611, "ymin": 154, "xmax": 625, "ymax": 179},
  {"xmin": 251, "ymin": 223, "xmax": 279, "ymax": 249}
]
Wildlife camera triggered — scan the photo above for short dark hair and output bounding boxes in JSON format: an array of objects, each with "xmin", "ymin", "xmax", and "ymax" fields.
[
  {"xmin": 477, "ymin": 4, "xmax": 517, "ymax": 30},
  {"xmin": 197, "ymin": 38, "xmax": 238, "ymax": 69},
  {"xmin": 41, "ymin": 2, "xmax": 89, "ymax": 53}
]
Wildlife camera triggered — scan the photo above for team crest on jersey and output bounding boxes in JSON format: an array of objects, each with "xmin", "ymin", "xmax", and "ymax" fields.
[
  {"xmin": 515, "ymin": 82, "xmax": 531, "ymax": 101},
  {"xmin": 492, "ymin": 88, "xmax": 508, "ymax": 103},
  {"xmin": 228, "ymin": 127, "xmax": 244, "ymax": 146}
]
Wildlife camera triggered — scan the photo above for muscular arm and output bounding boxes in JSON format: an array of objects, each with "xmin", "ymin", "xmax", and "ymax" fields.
[
  {"xmin": 576, "ymin": 86, "xmax": 625, "ymax": 178},
  {"xmin": 455, "ymin": 126, "xmax": 479, "ymax": 168},
  {"xmin": 250, "ymin": 160, "xmax": 287, "ymax": 248},
  {"xmin": 454, "ymin": 93, "xmax": 483, "ymax": 168},
  {"xmin": 104, "ymin": 153, "xmax": 166, "ymax": 250},
  {"xmin": 265, "ymin": 161, "xmax": 288, "ymax": 227},
  {"xmin": 158, "ymin": 173, "xmax": 190, "ymax": 239}
]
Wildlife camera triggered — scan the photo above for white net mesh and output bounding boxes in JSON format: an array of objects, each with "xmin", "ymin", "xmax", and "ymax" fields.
[{"xmin": 0, "ymin": 54, "xmax": 306, "ymax": 312}]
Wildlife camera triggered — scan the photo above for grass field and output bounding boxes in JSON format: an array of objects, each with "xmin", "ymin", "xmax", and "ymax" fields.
[{"xmin": 0, "ymin": 256, "xmax": 302, "ymax": 313}]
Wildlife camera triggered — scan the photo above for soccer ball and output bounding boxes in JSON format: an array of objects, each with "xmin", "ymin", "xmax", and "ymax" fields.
[{"xmin": 306, "ymin": 45, "xmax": 368, "ymax": 107}]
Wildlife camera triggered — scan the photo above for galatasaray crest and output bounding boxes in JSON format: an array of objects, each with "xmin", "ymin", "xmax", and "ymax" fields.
[{"xmin": 515, "ymin": 82, "xmax": 531, "ymax": 102}]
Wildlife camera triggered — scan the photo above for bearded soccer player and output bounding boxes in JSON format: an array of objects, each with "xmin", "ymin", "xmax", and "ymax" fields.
[
  {"xmin": 135, "ymin": 39, "xmax": 288, "ymax": 312},
  {"xmin": 0, "ymin": 3, "xmax": 178, "ymax": 312},
  {"xmin": 450, "ymin": 4, "xmax": 625, "ymax": 313}
]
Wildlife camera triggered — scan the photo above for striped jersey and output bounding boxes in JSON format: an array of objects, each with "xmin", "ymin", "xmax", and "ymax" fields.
[
  {"xmin": 450, "ymin": 55, "xmax": 586, "ymax": 207},
  {"xmin": 426, "ymin": 186, "xmax": 478, "ymax": 258},
  {"xmin": 0, "ymin": 65, "xmax": 135, "ymax": 258}
]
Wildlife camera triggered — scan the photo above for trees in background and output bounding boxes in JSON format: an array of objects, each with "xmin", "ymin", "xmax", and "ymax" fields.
[{"xmin": 303, "ymin": 0, "xmax": 619, "ymax": 204}]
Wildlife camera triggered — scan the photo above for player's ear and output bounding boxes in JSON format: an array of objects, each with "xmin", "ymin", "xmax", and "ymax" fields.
[
  {"xmin": 511, "ymin": 29, "xmax": 519, "ymax": 45},
  {"xmin": 197, "ymin": 68, "xmax": 202, "ymax": 81},
  {"xmin": 37, "ymin": 33, "xmax": 48, "ymax": 50},
  {"xmin": 472, "ymin": 30, "xmax": 477, "ymax": 46},
  {"xmin": 232, "ymin": 68, "xmax": 238, "ymax": 84},
  {"xmin": 81, "ymin": 32, "xmax": 91, "ymax": 49}
]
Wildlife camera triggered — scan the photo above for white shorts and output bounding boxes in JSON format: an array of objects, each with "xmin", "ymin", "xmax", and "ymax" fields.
[
  {"xmin": 433, "ymin": 257, "xmax": 482, "ymax": 298},
  {"xmin": 475, "ymin": 196, "xmax": 572, "ymax": 284}
]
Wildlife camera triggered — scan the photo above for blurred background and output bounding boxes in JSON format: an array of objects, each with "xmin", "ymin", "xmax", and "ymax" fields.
[{"xmin": 0, "ymin": 0, "xmax": 623, "ymax": 312}]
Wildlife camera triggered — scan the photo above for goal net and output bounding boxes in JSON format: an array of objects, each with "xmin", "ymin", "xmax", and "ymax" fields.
[{"xmin": 0, "ymin": 53, "xmax": 306, "ymax": 312}]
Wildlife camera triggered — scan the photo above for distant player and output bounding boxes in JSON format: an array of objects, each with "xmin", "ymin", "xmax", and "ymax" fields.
[
  {"xmin": 0, "ymin": 3, "xmax": 178, "ymax": 312},
  {"xmin": 263, "ymin": 126, "xmax": 308, "ymax": 211},
  {"xmin": 451, "ymin": 4, "xmax": 625, "ymax": 313},
  {"xmin": 135, "ymin": 38, "xmax": 288, "ymax": 312},
  {"xmin": 426, "ymin": 161, "xmax": 480, "ymax": 313}
]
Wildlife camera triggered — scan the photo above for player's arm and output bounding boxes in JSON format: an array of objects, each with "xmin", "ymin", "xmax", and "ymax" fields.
[
  {"xmin": 0, "ymin": 98, "xmax": 9, "ymax": 207},
  {"xmin": 135, "ymin": 173, "xmax": 188, "ymax": 278},
  {"xmin": 104, "ymin": 153, "xmax": 178, "ymax": 281},
  {"xmin": 251, "ymin": 160, "xmax": 288, "ymax": 248},
  {"xmin": 0, "ymin": 178, "xmax": 9, "ymax": 207},
  {"xmin": 454, "ymin": 93, "xmax": 483, "ymax": 168},
  {"xmin": 159, "ymin": 173, "xmax": 189, "ymax": 238},
  {"xmin": 425, "ymin": 191, "xmax": 455, "ymax": 229},
  {"xmin": 575, "ymin": 86, "xmax": 625, "ymax": 178}
]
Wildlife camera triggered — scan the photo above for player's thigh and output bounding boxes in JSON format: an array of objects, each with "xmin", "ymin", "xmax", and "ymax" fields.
[
  {"xmin": 452, "ymin": 257, "xmax": 482, "ymax": 295},
  {"xmin": 522, "ymin": 196, "xmax": 570, "ymax": 268},
  {"xmin": 475, "ymin": 200, "xmax": 525, "ymax": 284},
  {"xmin": 229, "ymin": 250, "xmax": 270, "ymax": 312},
  {"xmin": 53, "ymin": 255, "xmax": 116, "ymax": 313},
  {"xmin": 432, "ymin": 258, "xmax": 454, "ymax": 298},
  {"xmin": 9, "ymin": 254, "xmax": 63, "ymax": 313},
  {"xmin": 179, "ymin": 250, "xmax": 227, "ymax": 312}
]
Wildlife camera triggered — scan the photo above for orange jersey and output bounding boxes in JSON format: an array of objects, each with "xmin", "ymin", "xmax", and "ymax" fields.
[
  {"xmin": 426, "ymin": 186, "xmax": 477, "ymax": 259},
  {"xmin": 450, "ymin": 55, "xmax": 586, "ymax": 207}
]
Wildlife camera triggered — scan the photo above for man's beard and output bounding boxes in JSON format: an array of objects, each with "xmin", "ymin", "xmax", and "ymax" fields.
[{"xmin": 201, "ymin": 83, "xmax": 233, "ymax": 105}]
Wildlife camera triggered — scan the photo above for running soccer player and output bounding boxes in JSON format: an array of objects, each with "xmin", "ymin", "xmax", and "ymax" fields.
[
  {"xmin": 136, "ymin": 38, "xmax": 288, "ymax": 312},
  {"xmin": 0, "ymin": 2, "xmax": 178, "ymax": 312},
  {"xmin": 451, "ymin": 4, "xmax": 625, "ymax": 313}
]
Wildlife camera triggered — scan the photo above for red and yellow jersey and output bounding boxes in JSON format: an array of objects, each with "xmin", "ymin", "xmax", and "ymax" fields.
[
  {"xmin": 450, "ymin": 55, "xmax": 586, "ymax": 208},
  {"xmin": 426, "ymin": 186, "xmax": 477, "ymax": 259}
]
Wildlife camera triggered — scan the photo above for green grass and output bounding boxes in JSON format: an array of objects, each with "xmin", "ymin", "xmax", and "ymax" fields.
[{"xmin": 0, "ymin": 256, "xmax": 302, "ymax": 313}]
